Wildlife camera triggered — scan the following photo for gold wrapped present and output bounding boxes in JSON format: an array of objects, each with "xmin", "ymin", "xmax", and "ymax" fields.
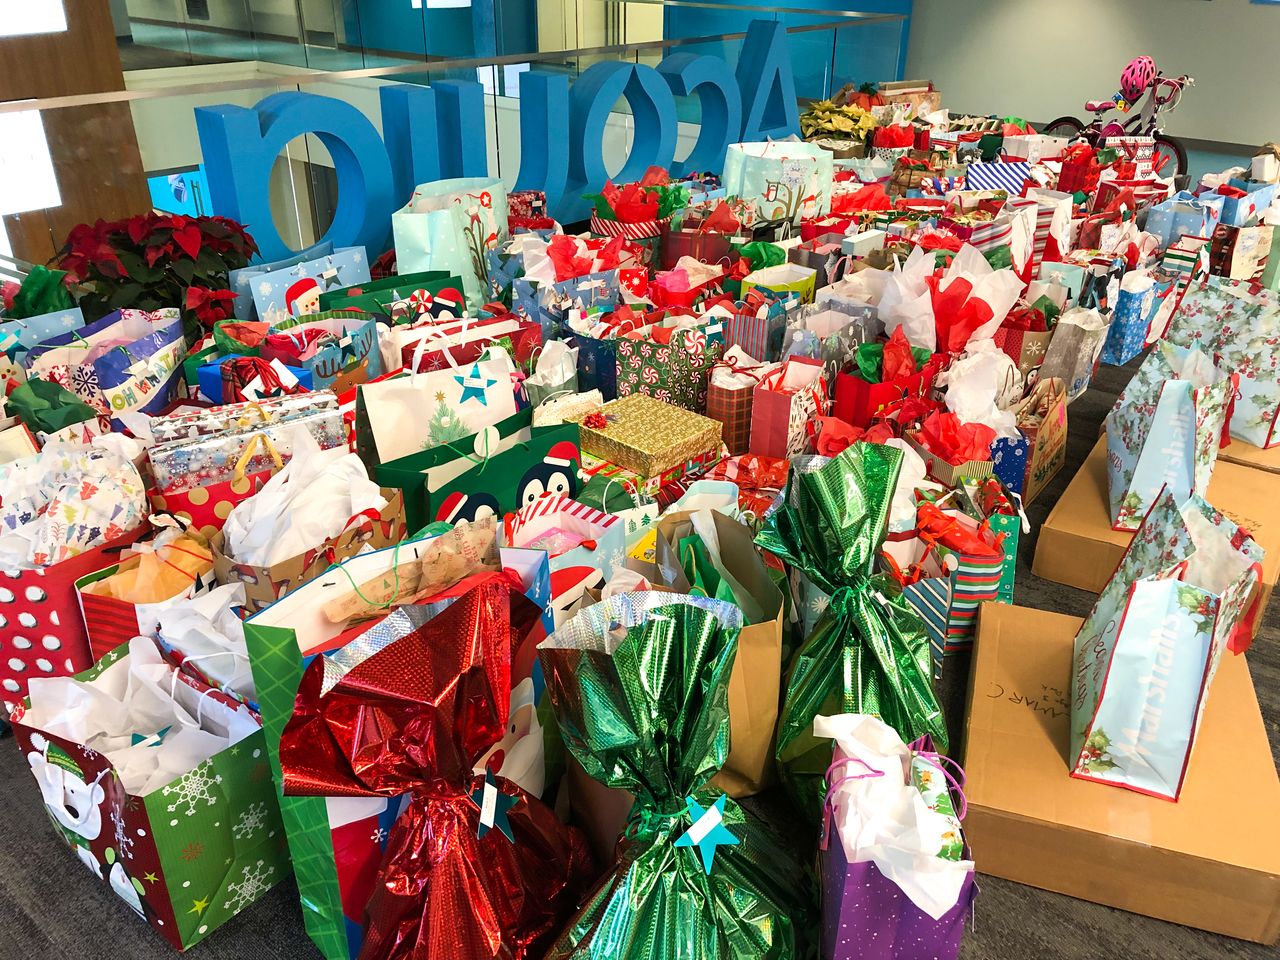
[{"xmin": 572, "ymin": 394, "xmax": 722, "ymax": 478}]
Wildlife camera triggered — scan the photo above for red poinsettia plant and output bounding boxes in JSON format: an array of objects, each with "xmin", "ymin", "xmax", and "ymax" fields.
[{"xmin": 57, "ymin": 213, "xmax": 257, "ymax": 336}]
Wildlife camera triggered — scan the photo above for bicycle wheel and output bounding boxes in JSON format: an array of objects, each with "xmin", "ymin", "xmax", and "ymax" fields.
[
  {"xmin": 1154, "ymin": 134, "xmax": 1188, "ymax": 178},
  {"xmin": 1042, "ymin": 116, "xmax": 1085, "ymax": 140}
]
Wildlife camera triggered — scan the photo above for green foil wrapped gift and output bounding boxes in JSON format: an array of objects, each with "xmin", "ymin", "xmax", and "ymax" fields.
[
  {"xmin": 756, "ymin": 442, "xmax": 948, "ymax": 819},
  {"xmin": 538, "ymin": 592, "xmax": 807, "ymax": 960}
]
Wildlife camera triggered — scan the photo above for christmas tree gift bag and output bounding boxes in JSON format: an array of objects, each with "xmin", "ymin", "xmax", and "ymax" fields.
[
  {"xmin": 1167, "ymin": 277, "xmax": 1280, "ymax": 447},
  {"xmin": 1104, "ymin": 341, "xmax": 1235, "ymax": 531},
  {"xmin": 816, "ymin": 714, "xmax": 976, "ymax": 960},
  {"xmin": 243, "ymin": 527, "xmax": 556, "ymax": 960},
  {"xmin": 1070, "ymin": 491, "xmax": 1264, "ymax": 799},
  {"xmin": 537, "ymin": 592, "xmax": 810, "ymax": 960},
  {"xmin": 392, "ymin": 178, "xmax": 509, "ymax": 310},
  {"xmin": 755, "ymin": 443, "xmax": 948, "ymax": 820},
  {"xmin": 10, "ymin": 637, "xmax": 288, "ymax": 950}
]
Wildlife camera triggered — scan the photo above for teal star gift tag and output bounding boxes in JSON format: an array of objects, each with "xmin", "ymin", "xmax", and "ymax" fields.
[
  {"xmin": 130, "ymin": 725, "xmax": 173, "ymax": 748},
  {"xmin": 456, "ymin": 362, "xmax": 497, "ymax": 405},
  {"xmin": 469, "ymin": 769, "xmax": 516, "ymax": 841},
  {"xmin": 674, "ymin": 794, "xmax": 738, "ymax": 874}
]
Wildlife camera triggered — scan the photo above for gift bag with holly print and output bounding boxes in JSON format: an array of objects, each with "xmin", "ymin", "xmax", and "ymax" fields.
[
  {"xmin": 1167, "ymin": 276, "xmax": 1280, "ymax": 447},
  {"xmin": 10, "ymin": 636, "xmax": 288, "ymax": 950},
  {"xmin": 393, "ymin": 178, "xmax": 509, "ymax": 310},
  {"xmin": 25, "ymin": 308, "xmax": 186, "ymax": 424},
  {"xmin": 749, "ymin": 355, "xmax": 828, "ymax": 460},
  {"xmin": 1104, "ymin": 341, "xmax": 1235, "ymax": 532},
  {"xmin": 1070, "ymin": 490, "xmax": 1264, "ymax": 799}
]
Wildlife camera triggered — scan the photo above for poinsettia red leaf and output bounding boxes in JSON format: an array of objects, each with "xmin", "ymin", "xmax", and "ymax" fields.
[
  {"xmin": 186, "ymin": 286, "xmax": 207, "ymax": 310},
  {"xmin": 146, "ymin": 242, "xmax": 173, "ymax": 268},
  {"xmin": 172, "ymin": 225, "xmax": 202, "ymax": 259},
  {"xmin": 126, "ymin": 216, "xmax": 149, "ymax": 245}
]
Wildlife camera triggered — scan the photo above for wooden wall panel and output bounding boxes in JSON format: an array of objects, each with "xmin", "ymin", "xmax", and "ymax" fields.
[{"xmin": 1, "ymin": 0, "xmax": 151, "ymax": 264}]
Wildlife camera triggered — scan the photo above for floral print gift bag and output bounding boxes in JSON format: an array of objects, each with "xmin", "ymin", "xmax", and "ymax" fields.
[
  {"xmin": 392, "ymin": 178, "xmax": 509, "ymax": 311},
  {"xmin": 1069, "ymin": 491, "xmax": 1264, "ymax": 800},
  {"xmin": 1103, "ymin": 342, "xmax": 1235, "ymax": 532}
]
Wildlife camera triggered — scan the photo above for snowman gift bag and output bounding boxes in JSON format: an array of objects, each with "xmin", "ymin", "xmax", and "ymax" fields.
[
  {"xmin": 1069, "ymin": 490, "xmax": 1264, "ymax": 799},
  {"xmin": 9, "ymin": 637, "xmax": 288, "ymax": 950},
  {"xmin": 1104, "ymin": 341, "xmax": 1235, "ymax": 531}
]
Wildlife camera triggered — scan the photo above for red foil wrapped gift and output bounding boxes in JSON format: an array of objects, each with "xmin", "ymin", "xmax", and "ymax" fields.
[{"xmin": 279, "ymin": 572, "xmax": 594, "ymax": 960}]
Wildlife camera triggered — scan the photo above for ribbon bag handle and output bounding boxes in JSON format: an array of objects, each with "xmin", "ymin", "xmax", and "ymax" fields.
[{"xmin": 232, "ymin": 432, "xmax": 285, "ymax": 484}]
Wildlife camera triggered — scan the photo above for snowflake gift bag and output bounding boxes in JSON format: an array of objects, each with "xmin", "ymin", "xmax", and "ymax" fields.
[
  {"xmin": 9, "ymin": 636, "xmax": 287, "ymax": 950},
  {"xmin": 1103, "ymin": 341, "xmax": 1235, "ymax": 531},
  {"xmin": 1069, "ymin": 491, "xmax": 1264, "ymax": 800}
]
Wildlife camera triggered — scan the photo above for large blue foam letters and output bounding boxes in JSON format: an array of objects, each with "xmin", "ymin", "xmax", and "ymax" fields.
[
  {"xmin": 736, "ymin": 19, "xmax": 801, "ymax": 142},
  {"xmin": 195, "ymin": 92, "xmax": 397, "ymax": 262},
  {"xmin": 514, "ymin": 72, "xmax": 571, "ymax": 213},
  {"xmin": 657, "ymin": 53, "xmax": 743, "ymax": 177},
  {"xmin": 433, "ymin": 80, "xmax": 489, "ymax": 179},
  {"xmin": 379, "ymin": 85, "xmax": 441, "ymax": 203}
]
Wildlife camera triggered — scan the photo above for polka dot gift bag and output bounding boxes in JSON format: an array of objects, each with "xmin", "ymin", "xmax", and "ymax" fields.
[
  {"xmin": 815, "ymin": 714, "xmax": 977, "ymax": 960},
  {"xmin": 0, "ymin": 444, "xmax": 148, "ymax": 710}
]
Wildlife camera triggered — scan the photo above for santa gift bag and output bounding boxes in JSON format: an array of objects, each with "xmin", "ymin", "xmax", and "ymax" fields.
[
  {"xmin": 250, "ymin": 247, "xmax": 371, "ymax": 323},
  {"xmin": 229, "ymin": 242, "xmax": 332, "ymax": 320},
  {"xmin": 353, "ymin": 353, "xmax": 518, "ymax": 470},
  {"xmin": 706, "ymin": 347, "xmax": 777, "ymax": 455},
  {"xmin": 242, "ymin": 528, "xmax": 558, "ymax": 960},
  {"xmin": 392, "ymin": 177, "xmax": 509, "ymax": 309},
  {"xmin": 76, "ymin": 523, "xmax": 217, "ymax": 661},
  {"xmin": 1098, "ymin": 272, "xmax": 1160, "ymax": 366},
  {"xmin": 25, "ymin": 308, "xmax": 186, "ymax": 423},
  {"xmin": 750, "ymin": 356, "xmax": 828, "ymax": 459},
  {"xmin": 723, "ymin": 140, "xmax": 835, "ymax": 227},
  {"xmin": 9, "ymin": 637, "xmax": 287, "ymax": 950},
  {"xmin": 1105, "ymin": 342, "xmax": 1234, "ymax": 531},
  {"xmin": 1070, "ymin": 490, "xmax": 1264, "ymax": 799},
  {"xmin": 816, "ymin": 715, "xmax": 976, "ymax": 960},
  {"xmin": 261, "ymin": 309, "xmax": 383, "ymax": 393}
]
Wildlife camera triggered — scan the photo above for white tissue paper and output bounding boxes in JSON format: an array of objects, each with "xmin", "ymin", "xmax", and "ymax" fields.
[
  {"xmin": 524, "ymin": 339, "xmax": 579, "ymax": 395},
  {"xmin": 884, "ymin": 439, "xmax": 944, "ymax": 534},
  {"xmin": 814, "ymin": 713, "xmax": 973, "ymax": 920},
  {"xmin": 878, "ymin": 247, "xmax": 937, "ymax": 350},
  {"xmin": 710, "ymin": 346, "xmax": 775, "ymax": 390},
  {"xmin": 936, "ymin": 339, "xmax": 1023, "ymax": 439},
  {"xmin": 22, "ymin": 636, "xmax": 259, "ymax": 796},
  {"xmin": 222, "ymin": 427, "xmax": 386, "ymax": 567},
  {"xmin": 156, "ymin": 583, "xmax": 255, "ymax": 702}
]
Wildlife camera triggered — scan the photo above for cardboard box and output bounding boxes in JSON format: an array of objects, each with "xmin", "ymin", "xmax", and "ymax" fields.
[
  {"xmin": 1032, "ymin": 436, "xmax": 1278, "ymax": 625},
  {"xmin": 1219, "ymin": 437, "xmax": 1280, "ymax": 475},
  {"xmin": 964, "ymin": 603, "xmax": 1280, "ymax": 944}
]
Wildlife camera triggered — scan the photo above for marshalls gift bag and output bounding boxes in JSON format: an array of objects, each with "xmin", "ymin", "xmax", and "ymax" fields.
[
  {"xmin": 1103, "ymin": 342, "xmax": 1235, "ymax": 531},
  {"xmin": 1070, "ymin": 490, "xmax": 1264, "ymax": 799}
]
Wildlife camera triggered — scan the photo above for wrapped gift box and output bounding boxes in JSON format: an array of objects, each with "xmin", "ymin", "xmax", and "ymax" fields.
[
  {"xmin": 963, "ymin": 602, "xmax": 1280, "ymax": 945},
  {"xmin": 573, "ymin": 394, "xmax": 722, "ymax": 478},
  {"xmin": 1219, "ymin": 437, "xmax": 1280, "ymax": 476}
]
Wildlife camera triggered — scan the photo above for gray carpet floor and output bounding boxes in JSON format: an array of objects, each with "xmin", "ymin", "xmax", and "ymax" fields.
[{"xmin": 0, "ymin": 356, "xmax": 1275, "ymax": 959}]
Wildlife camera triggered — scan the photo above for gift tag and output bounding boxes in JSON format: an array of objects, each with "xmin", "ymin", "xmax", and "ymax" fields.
[
  {"xmin": 673, "ymin": 793, "xmax": 738, "ymax": 874},
  {"xmin": 469, "ymin": 768, "xmax": 516, "ymax": 841}
]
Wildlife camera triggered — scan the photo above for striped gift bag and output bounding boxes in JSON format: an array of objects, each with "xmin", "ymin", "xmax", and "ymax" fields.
[
  {"xmin": 964, "ymin": 160, "xmax": 1031, "ymax": 195},
  {"xmin": 723, "ymin": 288, "xmax": 790, "ymax": 361}
]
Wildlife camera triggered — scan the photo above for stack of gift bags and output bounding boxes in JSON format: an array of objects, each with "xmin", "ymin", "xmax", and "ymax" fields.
[{"xmin": 1, "ymin": 110, "xmax": 1277, "ymax": 960}]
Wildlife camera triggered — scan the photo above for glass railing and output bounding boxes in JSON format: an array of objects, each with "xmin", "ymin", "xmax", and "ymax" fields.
[{"xmin": 2, "ymin": 2, "xmax": 909, "ymax": 269}]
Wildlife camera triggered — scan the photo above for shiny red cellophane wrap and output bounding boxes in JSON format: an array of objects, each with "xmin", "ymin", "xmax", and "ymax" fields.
[{"xmin": 279, "ymin": 572, "xmax": 594, "ymax": 960}]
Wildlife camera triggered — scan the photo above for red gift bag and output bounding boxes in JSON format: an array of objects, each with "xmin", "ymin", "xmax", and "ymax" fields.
[
  {"xmin": 0, "ymin": 525, "xmax": 147, "ymax": 709},
  {"xmin": 833, "ymin": 353, "xmax": 946, "ymax": 428},
  {"xmin": 748, "ymin": 356, "xmax": 828, "ymax": 459}
]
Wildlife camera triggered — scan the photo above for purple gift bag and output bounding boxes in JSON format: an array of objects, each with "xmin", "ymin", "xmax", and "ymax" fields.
[{"xmin": 819, "ymin": 737, "xmax": 977, "ymax": 960}]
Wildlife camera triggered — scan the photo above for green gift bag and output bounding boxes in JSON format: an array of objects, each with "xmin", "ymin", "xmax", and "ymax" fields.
[
  {"xmin": 373, "ymin": 407, "xmax": 582, "ymax": 532},
  {"xmin": 7, "ymin": 377, "xmax": 97, "ymax": 434},
  {"xmin": 317, "ymin": 270, "xmax": 466, "ymax": 321},
  {"xmin": 391, "ymin": 178, "xmax": 509, "ymax": 310},
  {"xmin": 755, "ymin": 442, "xmax": 948, "ymax": 819}
]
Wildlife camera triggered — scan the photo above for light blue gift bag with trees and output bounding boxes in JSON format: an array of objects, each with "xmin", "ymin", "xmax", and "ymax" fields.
[
  {"xmin": 392, "ymin": 178, "xmax": 508, "ymax": 310},
  {"xmin": 1069, "ymin": 489, "xmax": 1263, "ymax": 800}
]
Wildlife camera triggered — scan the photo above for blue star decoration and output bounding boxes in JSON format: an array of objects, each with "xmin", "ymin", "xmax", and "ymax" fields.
[
  {"xmin": 673, "ymin": 794, "xmax": 738, "ymax": 874},
  {"xmin": 469, "ymin": 769, "xmax": 516, "ymax": 842},
  {"xmin": 456, "ymin": 362, "xmax": 498, "ymax": 405}
]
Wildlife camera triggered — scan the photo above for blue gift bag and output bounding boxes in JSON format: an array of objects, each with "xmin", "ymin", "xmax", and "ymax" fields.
[{"xmin": 1098, "ymin": 274, "xmax": 1161, "ymax": 366}]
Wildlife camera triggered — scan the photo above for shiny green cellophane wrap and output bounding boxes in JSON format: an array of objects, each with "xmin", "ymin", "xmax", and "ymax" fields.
[
  {"xmin": 538, "ymin": 592, "xmax": 805, "ymax": 960},
  {"xmin": 755, "ymin": 442, "xmax": 948, "ymax": 819}
]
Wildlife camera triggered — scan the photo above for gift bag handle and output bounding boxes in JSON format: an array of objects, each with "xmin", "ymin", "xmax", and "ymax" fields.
[{"xmin": 232, "ymin": 432, "xmax": 285, "ymax": 483}]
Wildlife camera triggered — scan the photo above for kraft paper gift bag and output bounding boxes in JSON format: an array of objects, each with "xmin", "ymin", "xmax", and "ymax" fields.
[
  {"xmin": 1070, "ymin": 490, "xmax": 1264, "ymax": 800},
  {"xmin": 1098, "ymin": 272, "xmax": 1160, "ymax": 366},
  {"xmin": 250, "ymin": 247, "xmax": 371, "ymax": 324},
  {"xmin": 9, "ymin": 637, "xmax": 287, "ymax": 950},
  {"xmin": 392, "ymin": 177, "xmax": 509, "ymax": 310},
  {"xmin": 723, "ymin": 141, "xmax": 835, "ymax": 227},
  {"xmin": 242, "ymin": 531, "xmax": 556, "ymax": 960},
  {"xmin": 1104, "ymin": 342, "xmax": 1234, "ymax": 531},
  {"xmin": 816, "ymin": 715, "xmax": 976, "ymax": 960},
  {"xmin": 1167, "ymin": 276, "xmax": 1280, "ymax": 447},
  {"xmin": 25, "ymin": 308, "xmax": 186, "ymax": 422},
  {"xmin": 750, "ymin": 356, "xmax": 828, "ymax": 460}
]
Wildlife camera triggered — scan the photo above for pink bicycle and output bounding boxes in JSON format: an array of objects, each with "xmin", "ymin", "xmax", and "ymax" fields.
[{"xmin": 1043, "ymin": 56, "xmax": 1194, "ymax": 176}]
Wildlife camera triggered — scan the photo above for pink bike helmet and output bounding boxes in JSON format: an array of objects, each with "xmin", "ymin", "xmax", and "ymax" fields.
[{"xmin": 1120, "ymin": 56, "xmax": 1157, "ymax": 102}]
